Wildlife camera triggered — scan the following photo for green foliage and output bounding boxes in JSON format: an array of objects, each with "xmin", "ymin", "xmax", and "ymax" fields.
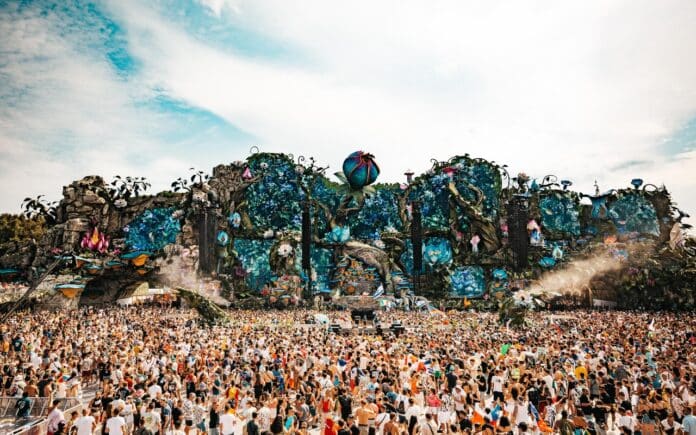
[
  {"xmin": 350, "ymin": 184, "xmax": 403, "ymax": 239},
  {"xmin": 21, "ymin": 196, "xmax": 57, "ymax": 225},
  {"xmin": 608, "ymin": 191, "xmax": 660, "ymax": 236},
  {"xmin": 108, "ymin": 176, "xmax": 151, "ymax": 200},
  {"xmin": 176, "ymin": 287, "xmax": 229, "ymax": 325},
  {"xmin": 0, "ymin": 214, "xmax": 46, "ymax": 245},
  {"xmin": 498, "ymin": 297, "xmax": 527, "ymax": 327},
  {"xmin": 611, "ymin": 240, "xmax": 696, "ymax": 310},
  {"xmin": 539, "ymin": 192, "xmax": 581, "ymax": 237},
  {"xmin": 246, "ymin": 154, "xmax": 303, "ymax": 231}
]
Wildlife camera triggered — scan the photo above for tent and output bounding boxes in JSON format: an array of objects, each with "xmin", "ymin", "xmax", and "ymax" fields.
[
  {"xmin": 314, "ymin": 313, "xmax": 330, "ymax": 325},
  {"xmin": 116, "ymin": 283, "xmax": 175, "ymax": 305}
]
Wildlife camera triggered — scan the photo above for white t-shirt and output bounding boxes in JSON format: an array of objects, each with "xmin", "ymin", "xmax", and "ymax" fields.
[
  {"xmin": 619, "ymin": 415, "xmax": 636, "ymax": 432},
  {"xmin": 142, "ymin": 410, "xmax": 161, "ymax": 432},
  {"xmin": 147, "ymin": 384, "xmax": 162, "ymax": 397},
  {"xmin": 47, "ymin": 408, "xmax": 65, "ymax": 433},
  {"xmin": 376, "ymin": 412, "xmax": 390, "ymax": 432},
  {"xmin": 74, "ymin": 415, "xmax": 95, "ymax": 435},
  {"xmin": 661, "ymin": 419, "xmax": 681, "ymax": 433},
  {"xmin": 491, "ymin": 375, "xmax": 504, "ymax": 393},
  {"xmin": 452, "ymin": 389, "xmax": 465, "ymax": 411},
  {"xmin": 105, "ymin": 416, "xmax": 127, "ymax": 435},
  {"xmin": 258, "ymin": 406, "xmax": 273, "ymax": 432},
  {"xmin": 220, "ymin": 413, "xmax": 242, "ymax": 435}
]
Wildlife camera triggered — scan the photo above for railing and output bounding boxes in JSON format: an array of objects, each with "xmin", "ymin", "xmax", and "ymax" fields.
[{"xmin": 0, "ymin": 397, "xmax": 82, "ymax": 435}]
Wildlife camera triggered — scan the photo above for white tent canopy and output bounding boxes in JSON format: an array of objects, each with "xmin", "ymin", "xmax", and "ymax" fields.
[{"xmin": 116, "ymin": 283, "xmax": 174, "ymax": 305}]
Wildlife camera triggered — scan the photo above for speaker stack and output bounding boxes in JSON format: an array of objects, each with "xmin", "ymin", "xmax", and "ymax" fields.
[{"xmin": 390, "ymin": 322, "xmax": 405, "ymax": 337}]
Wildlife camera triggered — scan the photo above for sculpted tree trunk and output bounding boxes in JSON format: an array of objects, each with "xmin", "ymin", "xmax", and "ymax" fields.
[
  {"xmin": 340, "ymin": 240, "xmax": 396, "ymax": 293},
  {"xmin": 448, "ymin": 181, "xmax": 500, "ymax": 253}
]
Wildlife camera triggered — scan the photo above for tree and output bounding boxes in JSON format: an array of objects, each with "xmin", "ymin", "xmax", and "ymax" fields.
[{"xmin": 21, "ymin": 196, "xmax": 57, "ymax": 225}]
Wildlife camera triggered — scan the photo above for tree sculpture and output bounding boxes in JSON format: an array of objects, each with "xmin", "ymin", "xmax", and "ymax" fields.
[{"xmin": 447, "ymin": 181, "xmax": 500, "ymax": 253}]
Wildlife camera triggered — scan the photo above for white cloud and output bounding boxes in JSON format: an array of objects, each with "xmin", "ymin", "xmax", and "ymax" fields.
[
  {"xmin": 0, "ymin": 4, "xmax": 226, "ymax": 212},
  {"xmin": 1, "ymin": 0, "xmax": 695, "ymax": 225},
  {"xmin": 104, "ymin": 0, "xmax": 696, "ymax": 222}
]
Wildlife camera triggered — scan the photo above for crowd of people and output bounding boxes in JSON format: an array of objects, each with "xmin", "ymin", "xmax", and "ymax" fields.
[{"xmin": 1, "ymin": 306, "xmax": 695, "ymax": 435}]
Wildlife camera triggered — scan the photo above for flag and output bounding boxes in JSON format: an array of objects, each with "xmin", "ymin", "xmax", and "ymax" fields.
[
  {"xmin": 648, "ymin": 318, "xmax": 655, "ymax": 331},
  {"xmin": 538, "ymin": 420, "xmax": 554, "ymax": 433},
  {"xmin": 373, "ymin": 285, "xmax": 384, "ymax": 298}
]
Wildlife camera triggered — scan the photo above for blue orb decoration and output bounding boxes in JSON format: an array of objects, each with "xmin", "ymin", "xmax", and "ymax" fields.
[
  {"xmin": 228, "ymin": 212, "xmax": 241, "ymax": 229},
  {"xmin": 342, "ymin": 151, "xmax": 380, "ymax": 189},
  {"xmin": 217, "ymin": 231, "xmax": 230, "ymax": 247},
  {"xmin": 492, "ymin": 268, "xmax": 508, "ymax": 281}
]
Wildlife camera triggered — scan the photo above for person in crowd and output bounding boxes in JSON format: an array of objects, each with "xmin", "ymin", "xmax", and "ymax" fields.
[{"xmin": 0, "ymin": 306, "xmax": 694, "ymax": 435}]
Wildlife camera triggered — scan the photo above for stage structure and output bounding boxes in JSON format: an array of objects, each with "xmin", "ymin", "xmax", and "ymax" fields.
[{"xmin": 1, "ymin": 148, "xmax": 694, "ymax": 311}]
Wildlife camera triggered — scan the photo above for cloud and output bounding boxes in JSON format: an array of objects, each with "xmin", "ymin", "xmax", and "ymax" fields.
[
  {"xmin": 1, "ymin": 0, "xmax": 695, "ymax": 226},
  {"xmin": 610, "ymin": 160, "xmax": 652, "ymax": 171},
  {"xmin": 105, "ymin": 0, "xmax": 696, "ymax": 220},
  {"xmin": 0, "ymin": 1, "xmax": 249, "ymax": 212}
]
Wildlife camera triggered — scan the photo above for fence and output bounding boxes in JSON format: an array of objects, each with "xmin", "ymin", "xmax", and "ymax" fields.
[{"xmin": 0, "ymin": 396, "xmax": 82, "ymax": 435}]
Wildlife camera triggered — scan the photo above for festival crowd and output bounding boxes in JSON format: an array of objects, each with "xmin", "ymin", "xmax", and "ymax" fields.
[{"xmin": 1, "ymin": 306, "xmax": 695, "ymax": 435}]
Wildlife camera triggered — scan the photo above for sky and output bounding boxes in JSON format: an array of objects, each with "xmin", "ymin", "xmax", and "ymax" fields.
[{"xmin": 1, "ymin": 0, "xmax": 695, "ymax": 223}]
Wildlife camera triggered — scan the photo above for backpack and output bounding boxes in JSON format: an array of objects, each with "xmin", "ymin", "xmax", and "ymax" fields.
[
  {"xmin": 559, "ymin": 419, "xmax": 575, "ymax": 435},
  {"xmin": 397, "ymin": 399, "xmax": 406, "ymax": 414},
  {"xmin": 271, "ymin": 416, "xmax": 284, "ymax": 434}
]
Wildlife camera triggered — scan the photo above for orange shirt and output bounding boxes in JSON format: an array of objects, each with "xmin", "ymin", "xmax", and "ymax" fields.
[{"xmin": 410, "ymin": 376, "xmax": 419, "ymax": 394}]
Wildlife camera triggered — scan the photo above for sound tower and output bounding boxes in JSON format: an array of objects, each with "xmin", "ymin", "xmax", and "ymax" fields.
[
  {"xmin": 301, "ymin": 200, "xmax": 311, "ymax": 270},
  {"xmin": 198, "ymin": 208, "xmax": 217, "ymax": 274},
  {"xmin": 301, "ymin": 200, "xmax": 312, "ymax": 299},
  {"xmin": 411, "ymin": 200, "xmax": 423, "ymax": 294},
  {"xmin": 507, "ymin": 195, "xmax": 529, "ymax": 270}
]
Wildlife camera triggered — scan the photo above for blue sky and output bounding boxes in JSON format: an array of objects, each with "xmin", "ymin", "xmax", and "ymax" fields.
[{"xmin": 1, "ymin": 0, "xmax": 695, "ymax": 222}]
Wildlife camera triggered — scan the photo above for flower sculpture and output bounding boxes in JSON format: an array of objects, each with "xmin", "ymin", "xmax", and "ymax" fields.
[
  {"xmin": 552, "ymin": 245, "xmax": 564, "ymax": 260},
  {"xmin": 342, "ymin": 151, "xmax": 380, "ymax": 189},
  {"xmin": 81, "ymin": 227, "xmax": 110, "ymax": 254},
  {"xmin": 277, "ymin": 243, "xmax": 294, "ymax": 257}
]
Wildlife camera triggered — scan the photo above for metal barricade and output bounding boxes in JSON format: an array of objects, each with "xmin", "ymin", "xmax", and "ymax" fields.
[{"xmin": 0, "ymin": 396, "xmax": 82, "ymax": 435}]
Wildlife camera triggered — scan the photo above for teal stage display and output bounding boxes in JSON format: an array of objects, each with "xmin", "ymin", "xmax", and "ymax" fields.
[{"xmin": 7, "ymin": 148, "xmax": 694, "ymax": 310}]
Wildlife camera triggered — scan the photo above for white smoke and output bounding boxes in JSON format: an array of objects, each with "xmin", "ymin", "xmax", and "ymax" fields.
[
  {"xmin": 527, "ymin": 251, "xmax": 623, "ymax": 296},
  {"xmin": 153, "ymin": 247, "xmax": 231, "ymax": 306}
]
